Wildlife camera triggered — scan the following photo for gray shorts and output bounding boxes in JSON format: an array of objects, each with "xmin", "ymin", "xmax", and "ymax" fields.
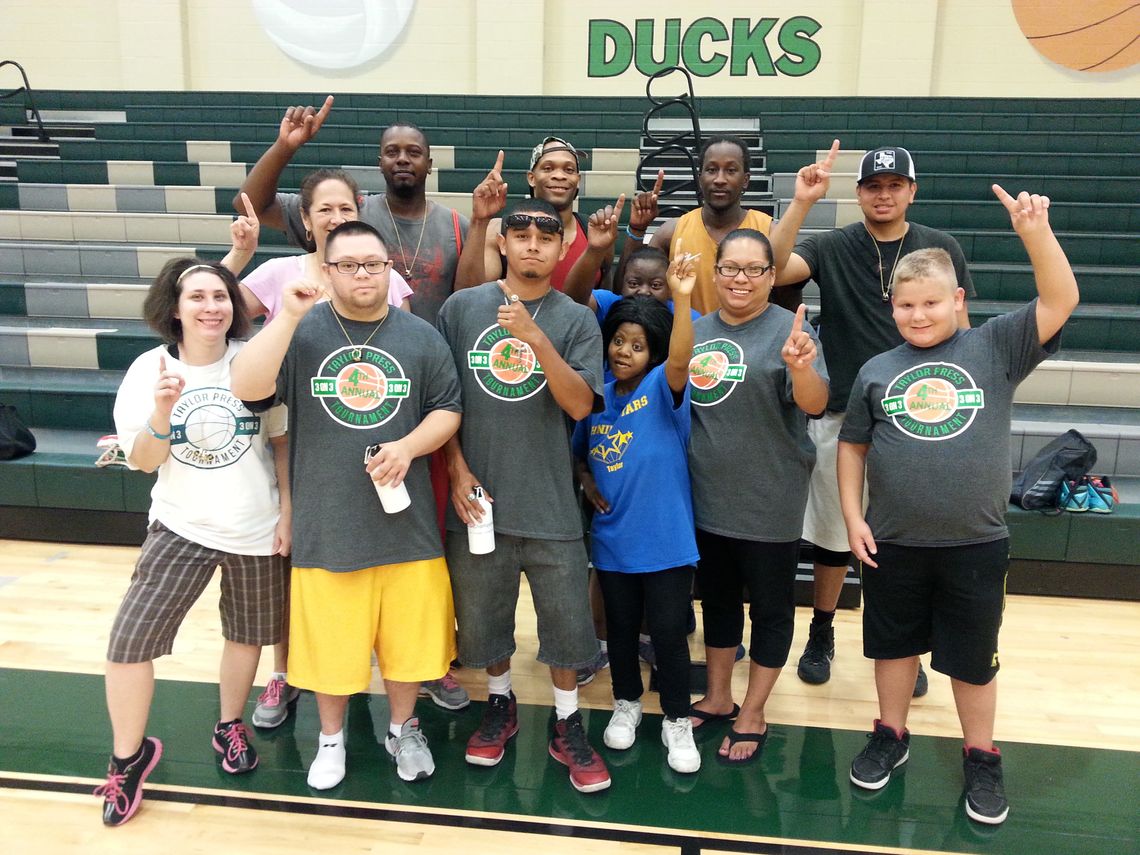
[
  {"xmin": 107, "ymin": 521, "xmax": 289, "ymax": 663},
  {"xmin": 444, "ymin": 531, "xmax": 596, "ymax": 670}
]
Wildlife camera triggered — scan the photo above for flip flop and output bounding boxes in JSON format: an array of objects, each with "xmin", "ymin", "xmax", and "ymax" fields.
[
  {"xmin": 688, "ymin": 702, "xmax": 740, "ymax": 729},
  {"xmin": 716, "ymin": 728, "xmax": 768, "ymax": 765}
]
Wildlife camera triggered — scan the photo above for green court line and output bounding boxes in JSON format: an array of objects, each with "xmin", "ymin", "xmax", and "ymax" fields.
[{"xmin": 0, "ymin": 668, "xmax": 1133, "ymax": 854}]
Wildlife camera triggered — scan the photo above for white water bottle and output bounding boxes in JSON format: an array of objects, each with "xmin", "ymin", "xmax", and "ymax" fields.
[
  {"xmin": 467, "ymin": 486, "xmax": 495, "ymax": 554},
  {"xmin": 364, "ymin": 443, "xmax": 411, "ymax": 514}
]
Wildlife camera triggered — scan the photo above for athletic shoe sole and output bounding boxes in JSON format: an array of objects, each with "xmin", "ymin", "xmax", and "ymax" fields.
[
  {"xmin": 548, "ymin": 744, "xmax": 612, "ymax": 793},
  {"xmin": 464, "ymin": 722, "xmax": 519, "ymax": 767}
]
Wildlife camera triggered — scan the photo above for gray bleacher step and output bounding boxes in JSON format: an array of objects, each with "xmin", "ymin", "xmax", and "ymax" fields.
[
  {"xmin": 38, "ymin": 110, "xmax": 126, "ymax": 124},
  {"xmin": 970, "ymin": 300, "xmax": 1140, "ymax": 321}
]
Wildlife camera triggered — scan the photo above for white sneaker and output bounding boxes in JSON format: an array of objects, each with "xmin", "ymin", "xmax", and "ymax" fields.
[
  {"xmin": 603, "ymin": 699, "xmax": 642, "ymax": 750},
  {"xmin": 385, "ymin": 718, "xmax": 435, "ymax": 782},
  {"xmin": 661, "ymin": 716, "xmax": 700, "ymax": 773},
  {"xmin": 306, "ymin": 733, "xmax": 346, "ymax": 789}
]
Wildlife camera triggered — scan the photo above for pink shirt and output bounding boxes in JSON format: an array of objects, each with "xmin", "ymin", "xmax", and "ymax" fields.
[{"xmin": 242, "ymin": 254, "xmax": 414, "ymax": 322}]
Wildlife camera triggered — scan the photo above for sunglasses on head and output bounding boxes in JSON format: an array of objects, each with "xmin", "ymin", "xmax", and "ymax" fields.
[{"xmin": 503, "ymin": 213, "xmax": 563, "ymax": 235}]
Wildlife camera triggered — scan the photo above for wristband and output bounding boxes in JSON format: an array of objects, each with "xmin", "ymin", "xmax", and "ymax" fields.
[
  {"xmin": 145, "ymin": 420, "xmax": 172, "ymax": 441},
  {"xmin": 625, "ymin": 225, "xmax": 645, "ymax": 241}
]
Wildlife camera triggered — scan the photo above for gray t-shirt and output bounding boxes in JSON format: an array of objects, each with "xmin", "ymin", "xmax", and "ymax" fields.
[
  {"xmin": 688, "ymin": 305, "xmax": 827, "ymax": 542},
  {"xmin": 277, "ymin": 192, "xmax": 469, "ymax": 325},
  {"xmin": 273, "ymin": 304, "xmax": 462, "ymax": 571},
  {"xmin": 437, "ymin": 282, "xmax": 603, "ymax": 540},
  {"xmin": 840, "ymin": 301, "xmax": 1059, "ymax": 546},
  {"xmin": 795, "ymin": 221, "xmax": 975, "ymax": 412}
]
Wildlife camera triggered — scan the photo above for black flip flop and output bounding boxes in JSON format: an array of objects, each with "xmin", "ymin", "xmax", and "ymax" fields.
[
  {"xmin": 716, "ymin": 728, "xmax": 768, "ymax": 765},
  {"xmin": 688, "ymin": 702, "xmax": 740, "ymax": 729}
]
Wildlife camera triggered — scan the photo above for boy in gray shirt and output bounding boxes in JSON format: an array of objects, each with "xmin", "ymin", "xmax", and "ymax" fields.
[{"xmin": 838, "ymin": 185, "xmax": 1079, "ymax": 825}]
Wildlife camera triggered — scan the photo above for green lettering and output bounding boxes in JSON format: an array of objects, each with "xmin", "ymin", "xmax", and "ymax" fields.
[
  {"xmin": 729, "ymin": 17, "xmax": 777, "ymax": 76},
  {"xmin": 634, "ymin": 18, "xmax": 681, "ymax": 76},
  {"xmin": 588, "ymin": 19, "xmax": 633, "ymax": 78},
  {"xmin": 682, "ymin": 17, "xmax": 728, "ymax": 77},
  {"xmin": 774, "ymin": 16, "xmax": 822, "ymax": 77}
]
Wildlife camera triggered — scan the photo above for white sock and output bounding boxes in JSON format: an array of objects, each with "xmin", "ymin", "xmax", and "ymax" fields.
[
  {"xmin": 597, "ymin": 639, "xmax": 608, "ymax": 653},
  {"xmin": 639, "ymin": 633, "xmax": 651, "ymax": 644},
  {"xmin": 487, "ymin": 670, "xmax": 512, "ymax": 697},
  {"xmin": 307, "ymin": 729, "xmax": 346, "ymax": 790},
  {"xmin": 553, "ymin": 686, "xmax": 578, "ymax": 721},
  {"xmin": 389, "ymin": 720, "xmax": 406, "ymax": 739},
  {"xmin": 271, "ymin": 671, "xmax": 287, "ymax": 683}
]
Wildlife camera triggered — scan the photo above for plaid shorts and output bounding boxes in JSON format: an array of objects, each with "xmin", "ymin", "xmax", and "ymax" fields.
[{"xmin": 107, "ymin": 521, "xmax": 289, "ymax": 663}]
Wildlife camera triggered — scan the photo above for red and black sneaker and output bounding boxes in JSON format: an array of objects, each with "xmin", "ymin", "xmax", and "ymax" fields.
[
  {"xmin": 549, "ymin": 711, "xmax": 611, "ymax": 793},
  {"xmin": 465, "ymin": 692, "xmax": 519, "ymax": 767},
  {"xmin": 94, "ymin": 736, "xmax": 163, "ymax": 827},
  {"xmin": 213, "ymin": 719, "xmax": 259, "ymax": 774}
]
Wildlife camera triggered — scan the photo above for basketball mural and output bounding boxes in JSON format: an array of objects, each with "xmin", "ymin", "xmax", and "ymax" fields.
[
  {"xmin": 168, "ymin": 387, "xmax": 261, "ymax": 469},
  {"xmin": 1012, "ymin": 1, "xmax": 1139, "ymax": 72},
  {"xmin": 879, "ymin": 362, "xmax": 985, "ymax": 441}
]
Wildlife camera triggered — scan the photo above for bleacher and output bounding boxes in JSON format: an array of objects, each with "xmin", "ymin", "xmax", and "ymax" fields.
[{"xmin": 0, "ymin": 90, "xmax": 1136, "ymax": 598}]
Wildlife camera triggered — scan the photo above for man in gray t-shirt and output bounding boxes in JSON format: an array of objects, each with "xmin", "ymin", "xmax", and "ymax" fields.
[
  {"xmin": 439, "ymin": 197, "xmax": 612, "ymax": 794},
  {"xmin": 235, "ymin": 96, "xmax": 474, "ymax": 325},
  {"xmin": 231, "ymin": 221, "xmax": 462, "ymax": 791}
]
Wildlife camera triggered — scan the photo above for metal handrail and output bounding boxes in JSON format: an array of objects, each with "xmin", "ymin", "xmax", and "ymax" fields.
[
  {"xmin": 0, "ymin": 60, "xmax": 51, "ymax": 142},
  {"xmin": 638, "ymin": 66, "xmax": 702, "ymax": 209}
]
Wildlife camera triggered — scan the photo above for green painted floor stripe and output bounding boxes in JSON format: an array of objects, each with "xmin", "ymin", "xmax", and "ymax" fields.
[{"xmin": 1, "ymin": 668, "xmax": 1133, "ymax": 854}]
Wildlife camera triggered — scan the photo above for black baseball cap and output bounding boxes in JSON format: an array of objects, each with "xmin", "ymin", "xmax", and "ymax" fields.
[{"xmin": 857, "ymin": 147, "xmax": 916, "ymax": 183}]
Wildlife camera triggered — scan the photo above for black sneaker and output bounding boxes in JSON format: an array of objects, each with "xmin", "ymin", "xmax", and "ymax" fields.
[
  {"xmin": 213, "ymin": 720, "xmax": 259, "ymax": 774},
  {"xmin": 913, "ymin": 662, "xmax": 929, "ymax": 697},
  {"xmin": 797, "ymin": 624, "xmax": 835, "ymax": 684},
  {"xmin": 963, "ymin": 747, "xmax": 1009, "ymax": 824},
  {"xmin": 850, "ymin": 720, "xmax": 910, "ymax": 790},
  {"xmin": 94, "ymin": 736, "xmax": 163, "ymax": 827}
]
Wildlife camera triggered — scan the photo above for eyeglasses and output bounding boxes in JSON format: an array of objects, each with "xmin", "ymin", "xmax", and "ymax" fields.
[
  {"xmin": 503, "ymin": 213, "xmax": 563, "ymax": 235},
  {"xmin": 326, "ymin": 259, "xmax": 394, "ymax": 275},
  {"xmin": 715, "ymin": 263, "xmax": 773, "ymax": 279}
]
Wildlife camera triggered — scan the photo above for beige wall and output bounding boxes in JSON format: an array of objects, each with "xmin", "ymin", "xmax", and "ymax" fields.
[{"xmin": 0, "ymin": 0, "xmax": 1135, "ymax": 97}]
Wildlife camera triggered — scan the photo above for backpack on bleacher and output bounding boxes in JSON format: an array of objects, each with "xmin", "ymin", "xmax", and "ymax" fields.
[
  {"xmin": 1010, "ymin": 429, "xmax": 1097, "ymax": 511},
  {"xmin": 0, "ymin": 404, "xmax": 36, "ymax": 460}
]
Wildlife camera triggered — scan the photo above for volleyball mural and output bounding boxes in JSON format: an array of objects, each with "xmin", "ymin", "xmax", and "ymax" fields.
[{"xmin": 251, "ymin": 0, "xmax": 415, "ymax": 70}]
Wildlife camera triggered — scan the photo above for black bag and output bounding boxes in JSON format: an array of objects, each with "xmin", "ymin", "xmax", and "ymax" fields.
[
  {"xmin": 1010, "ymin": 429, "xmax": 1097, "ymax": 511},
  {"xmin": 0, "ymin": 404, "xmax": 36, "ymax": 460}
]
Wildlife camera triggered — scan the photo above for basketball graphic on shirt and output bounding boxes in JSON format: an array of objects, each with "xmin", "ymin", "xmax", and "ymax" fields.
[
  {"xmin": 311, "ymin": 346, "xmax": 410, "ymax": 428},
  {"xmin": 468, "ymin": 324, "xmax": 547, "ymax": 402},
  {"xmin": 880, "ymin": 362, "xmax": 985, "ymax": 441},
  {"xmin": 689, "ymin": 338, "xmax": 748, "ymax": 407},
  {"xmin": 336, "ymin": 363, "xmax": 388, "ymax": 412},
  {"xmin": 168, "ymin": 387, "xmax": 260, "ymax": 470},
  {"xmin": 183, "ymin": 404, "xmax": 238, "ymax": 450}
]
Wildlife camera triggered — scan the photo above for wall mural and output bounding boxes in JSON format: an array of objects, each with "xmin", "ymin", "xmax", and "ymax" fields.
[
  {"xmin": 252, "ymin": 0, "xmax": 414, "ymax": 70},
  {"xmin": 1011, "ymin": 0, "xmax": 1139, "ymax": 72}
]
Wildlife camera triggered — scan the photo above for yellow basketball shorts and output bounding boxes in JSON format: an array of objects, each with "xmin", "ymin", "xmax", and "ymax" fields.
[{"xmin": 288, "ymin": 557, "xmax": 457, "ymax": 695}]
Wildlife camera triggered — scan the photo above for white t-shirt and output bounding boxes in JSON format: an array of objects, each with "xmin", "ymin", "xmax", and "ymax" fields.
[{"xmin": 114, "ymin": 340, "xmax": 286, "ymax": 555}]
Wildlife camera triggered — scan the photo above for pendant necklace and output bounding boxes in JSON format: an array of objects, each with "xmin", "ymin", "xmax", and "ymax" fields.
[
  {"xmin": 329, "ymin": 302, "xmax": 389, "ymax": 361},
  {"xmin": 868, "ymin": 224, "xmax": 909, "ymax": 303},
  {"xmin": 384, "ymin": 196, "xmax": 428, "ymax": 277},
  {"xmin": 502, "ymin": 283, "xmax": 550, "ymax": 320}
]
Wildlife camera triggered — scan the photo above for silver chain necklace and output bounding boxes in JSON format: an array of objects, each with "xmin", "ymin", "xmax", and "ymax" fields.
[
  {"xmin": 384, "ymin": 196, "xmax": 428, "ymax": 277},
  {"xmin": 867, "ymin": 223, "xmax": 909, "ymax": 303},
  {"xmin": 328, "ymin": 302, "xmax": 389, "ymax": 361}
]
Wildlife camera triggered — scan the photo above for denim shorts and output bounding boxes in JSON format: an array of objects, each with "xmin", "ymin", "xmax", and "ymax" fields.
[{"xmin": 444, "ymin": 531, "xmax": 596, "ymax": 670}]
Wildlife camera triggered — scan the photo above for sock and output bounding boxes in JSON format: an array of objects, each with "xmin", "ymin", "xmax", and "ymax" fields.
[
  {"xmin": 810, "ymin": 608, "xmax": 835, "ymax": 630},
  {"xmin": 318, "ymin": 729, "xmax": 344, "ymax": 747},
  {"xmin": 553, "ymin": 686, "xmax": 578, "ymax": 721},
  {"xmin": 639, "ymin": 633, "xmax": 651, "ymax": 644},
  {"xmin": 487, "ymin": 669, "xmax": 512, "ymax": 697},
  {"xmin": 597, "ymin": 639, "xmax": 608, "ymax": 653},
  {"xmin": 271, "ymin": 671, "xmax": 287, "ymax": 683},
  {"xmin": 965, "ymin": 743, "xmax": 1000, "ymax": 755},
  {"xmin": 112, "ymin": 741, "xmax": 145, "ymax": 771},
  {"xmin": 215, "ymin": 718, "xmax": 240, "ymax": 731},
  {"xmin": 389, "ymin": 720, "xmax": 407, "ymax": 739}
]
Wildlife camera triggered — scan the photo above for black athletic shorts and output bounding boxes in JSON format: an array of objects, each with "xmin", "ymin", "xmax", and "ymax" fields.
[{"xmin": 860, "ymin": 538, "xmax": 1008, "ymax": 686}]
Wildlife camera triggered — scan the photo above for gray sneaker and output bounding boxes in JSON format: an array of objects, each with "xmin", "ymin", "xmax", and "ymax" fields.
[
  {"xmin": 418, "ymin": 671, "xmax": 470, "ymax": 711},
  {"xmin": 385, "ymin": 718, "xmax": 435, "ymax": 782},
  {"xmin": 252, "ymin": 677, "xmax": 300, "ymax": 729}
]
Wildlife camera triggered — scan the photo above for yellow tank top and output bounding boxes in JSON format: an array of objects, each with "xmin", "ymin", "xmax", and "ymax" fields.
[{"xmin": 670, "ymin": 208, "xmax": 774, "ymax": 315}]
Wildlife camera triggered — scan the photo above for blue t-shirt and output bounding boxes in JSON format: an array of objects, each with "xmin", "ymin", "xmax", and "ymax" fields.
[{"xmin": 573, "ymin": 364, "xmax": 700, "ymax": 573}]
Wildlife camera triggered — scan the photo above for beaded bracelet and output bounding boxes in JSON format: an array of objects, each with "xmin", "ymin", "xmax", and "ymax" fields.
[
  {"xmin": 625, "ymin": 225, "xmax": 645, "ymax": 241},
  {"xmin": 145, "ymin": 420, "xmax": 172, "ymax": 440}
]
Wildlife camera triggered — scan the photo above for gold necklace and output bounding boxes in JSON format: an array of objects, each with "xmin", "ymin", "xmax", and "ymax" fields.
[
  {"xmin": 328, "ymin": 302, "xmax": 389, "ymax": 361},
  {"xmin": 384, "ymin": 196, "xmax": 428, "ymax": 277},
  {"xmin": 868, "ymin": 224, "xmax": 908, "ymax": 302}
]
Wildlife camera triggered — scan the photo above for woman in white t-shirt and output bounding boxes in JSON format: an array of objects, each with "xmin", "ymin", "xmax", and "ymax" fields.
[
  {"xmin": 239, "ymin": 168, "xmax": 413, "ymax": 322},
  {"xmin": 95, "ymin": 259, "xmax": 290, "ymax": 827}
]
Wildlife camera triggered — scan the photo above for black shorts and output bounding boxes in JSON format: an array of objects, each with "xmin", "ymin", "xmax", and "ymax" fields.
[{"xmin": 860, "ymin": 538, "xmax": 1008, "ymax": 686}]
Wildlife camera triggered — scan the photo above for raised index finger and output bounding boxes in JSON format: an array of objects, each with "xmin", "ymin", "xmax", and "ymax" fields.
[
  {"xmin": 612, "ymin": 193, "xmax": 626, "ymax": 222},
  {"xmin": 240, "ymin": 192, "xmax": 257, "ymax": 220},
  {"xmin": 158, "ymin": 355, "xmax": 167, "ymax": 374},
  {"xmin": 791, "ymin": 303, "xmax": 807, "ymax": 336},
  {"xmin": 991, "ymin": 183, "xmax": 1017, "ymax": 211},
  {"xmin": 652, "ymin": 168, "xmax": 665, "ymax": 195},
  {"xmin": 491, "ymin": 149, "xmax": 505, "ymax": 177},
  {"xmin": 822, "ymin": 138, "xmax": 840, "ymax": 169},
  {"xmin": 315, "ymin": 95, "xmax": 334, "ymax": 125}
]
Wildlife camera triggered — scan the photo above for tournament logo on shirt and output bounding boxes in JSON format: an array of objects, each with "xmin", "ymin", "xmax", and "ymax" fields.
[
  {"xmin": 880, "ymin": 361, "xmax": 985, "ymax": 441},
  {"xmin": 169, "ymin": 386, "xmax": 260, "ymax": 470},
  {"xmin": 688, "ymin": 338, "xmax": 747, "ymax": 407},
  {"xmin": 467, "ymin": 324, "xmax": 546, "ymax": 401},
  {"xmin": 310, "ymin": 346, "xmax": 410, "ymax": 429}
]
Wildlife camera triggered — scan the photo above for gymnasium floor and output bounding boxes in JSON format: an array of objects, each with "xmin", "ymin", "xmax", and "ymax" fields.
[{"xmin": 0, "ymin": 539, "xmax": 1136, "ymax": 854}]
